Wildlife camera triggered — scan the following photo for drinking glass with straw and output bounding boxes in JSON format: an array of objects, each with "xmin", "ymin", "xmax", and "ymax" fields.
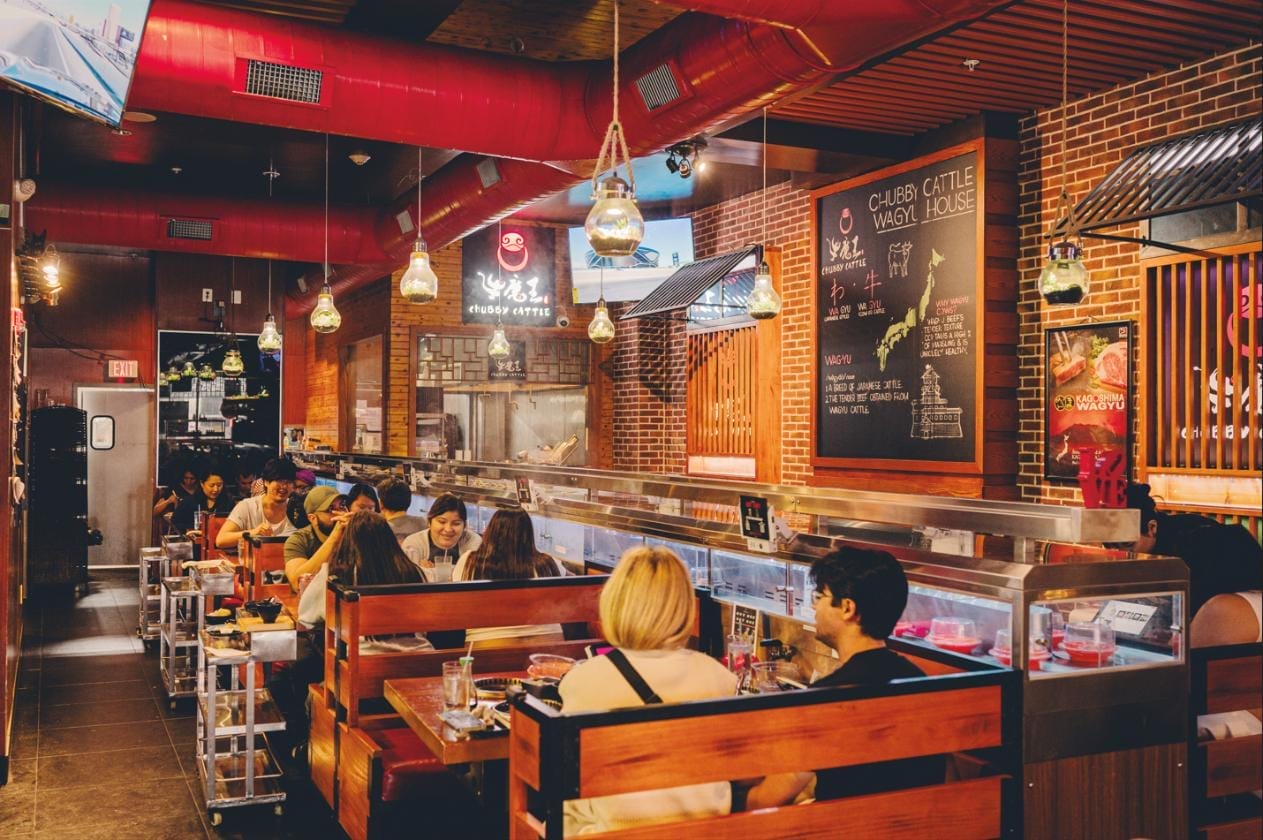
[{"xmin": 460, "ymin": 640, "xmax": 476, "ymax": 711}]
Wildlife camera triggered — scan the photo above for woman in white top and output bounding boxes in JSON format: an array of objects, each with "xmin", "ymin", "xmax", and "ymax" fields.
[
  {"xmin": 216, "ymin": 459, "xmax": 300, "ymax": 548},
  {"xmin": 453, "ymin": 508, "xmax": 564, "ymax": 647},
  {"xmin": 559, "ymin": 546, "xmax": 738, "ymax": 836},
  {"xmin": 401, "ymin": 493, "xmax": 481, "ymax": 577}
]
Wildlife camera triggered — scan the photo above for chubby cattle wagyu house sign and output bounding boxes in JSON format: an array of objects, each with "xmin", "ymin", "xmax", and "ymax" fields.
[{"xmin": 462, "ymin": 225, "xmax": 556, "ymax": 326}]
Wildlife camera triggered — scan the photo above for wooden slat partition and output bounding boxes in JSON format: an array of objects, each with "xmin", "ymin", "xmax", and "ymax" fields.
[
  {"xmin": 510, "ymin": 672, "xmax": 1015, "ymax": 840},
  {"xmin": 575, "ymin": 684, "xmax": 1001, "ymax": 797},
  {"xmin": 1142, "ymin": 246, "xmax": 1262, "ymax": 490},
  {"xmin": 687, "ymin": 324, "xmax": 756, "ymax": 458}
]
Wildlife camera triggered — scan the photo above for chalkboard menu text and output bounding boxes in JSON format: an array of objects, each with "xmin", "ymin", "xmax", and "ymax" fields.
[{"xmin": 813, "ymin": 143, "xmax": 983, "ymax": 469}]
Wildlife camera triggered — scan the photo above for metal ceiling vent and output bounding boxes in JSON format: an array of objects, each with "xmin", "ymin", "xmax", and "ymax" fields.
[
  {"xmin": 635, "ymin": 64, "xmax": 681, "ymax": 111},
  {"xmin": 244, "ymin": 59, "xmax": 324, "ymax": 105},
  {"xmin": 166, "ymin": 219, "xmax": 214, "ymax": 241},
  {"xmin": 476, "ymin": 158, "xmax": 501, "ymax": 189}
]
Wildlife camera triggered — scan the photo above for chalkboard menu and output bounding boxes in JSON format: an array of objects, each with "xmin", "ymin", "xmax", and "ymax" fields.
[
  {"xmin": 462, "ymin": 224, "xmax": 556, "ymax": 326},
  {"xmin": 814, "ymin": 146, "xmax": 980, "ymax": 466}
]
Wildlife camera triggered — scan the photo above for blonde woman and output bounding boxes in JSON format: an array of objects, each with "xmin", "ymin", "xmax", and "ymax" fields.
[{"xmin": 559, "ymin": 546, "xmax": 736, "ymax": 835}]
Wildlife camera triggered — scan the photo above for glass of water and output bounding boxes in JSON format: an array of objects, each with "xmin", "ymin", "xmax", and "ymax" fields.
[{"xmin": 441, "ymin": 660, "xmax": 468, "ymax": 710}]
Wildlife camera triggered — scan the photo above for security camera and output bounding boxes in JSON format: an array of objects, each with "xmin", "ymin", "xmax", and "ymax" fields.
[{"xmin": 557, "ymin": 312, "xmax": 571, "ymax": 328}]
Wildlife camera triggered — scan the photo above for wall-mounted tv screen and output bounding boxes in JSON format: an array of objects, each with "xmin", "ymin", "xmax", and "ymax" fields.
[
  {"xmin": 568, "ymin": 217, "xmax": 695, "ymax": 303},
  {"xmin": 0, "ymin": 0, "xmax": 152, "ymax": 126}
]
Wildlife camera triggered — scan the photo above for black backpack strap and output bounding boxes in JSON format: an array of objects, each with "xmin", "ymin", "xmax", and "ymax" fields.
[{"xmin": 605, "ymin": 649, "xmax": 662, "ymax": 704}]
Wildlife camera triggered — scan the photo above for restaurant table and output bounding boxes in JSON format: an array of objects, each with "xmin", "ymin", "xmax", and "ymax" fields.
[{"xmin": 383, "ymin": 671, "xmax": 526, "ymax": 765}]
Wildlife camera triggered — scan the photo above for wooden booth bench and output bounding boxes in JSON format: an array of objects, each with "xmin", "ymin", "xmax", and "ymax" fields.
[
  {"xmin": 311, "ymin": 575, "xmax": 608, "ymax": 840},
  {"xmin": 1190, "ymin": 643, "xmax": 1263, "ymax": 840},
  {"xmin": 508, "ymin": 667, "xmax": 1019, "ymax": 840}
]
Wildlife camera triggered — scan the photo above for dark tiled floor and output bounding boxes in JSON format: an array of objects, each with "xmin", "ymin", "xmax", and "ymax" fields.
[{"xmin": 0, "ymin": 569, "xmax": 344, "ymax": 839}]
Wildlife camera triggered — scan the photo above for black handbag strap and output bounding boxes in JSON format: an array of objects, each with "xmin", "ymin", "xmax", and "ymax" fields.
[{"xmin": 605, "ymin": 649, "xmax": 662, "ymax": 704}]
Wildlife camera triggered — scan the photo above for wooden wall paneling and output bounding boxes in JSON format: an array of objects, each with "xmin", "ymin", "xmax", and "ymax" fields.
[
  {"xmin": 1023, "ymin": 742, "xmax": 1188, "ymax": 840},
  {"xmin": 754, "ymin": 248, "xmax": 783, "ymax": 482},
  {"xmin": 282, "ymin": 316, "xmax": 307, "ymax": 426}
]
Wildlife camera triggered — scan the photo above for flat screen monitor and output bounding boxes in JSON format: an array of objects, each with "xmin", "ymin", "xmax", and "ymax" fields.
[
  {"xmin": 568, "ymin": 217, "xmax": 695, "ymax": 303},
  {"xmin": 0, "ymin": 0, "xmax": 153, "ymax": 126}
]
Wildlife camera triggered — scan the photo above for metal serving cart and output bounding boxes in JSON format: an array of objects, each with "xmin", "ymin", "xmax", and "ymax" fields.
[
  {"xmin": 196, "ymin": 628, "xmax": 291, "ymax": 826},
  {"xmin": 137, "ymin": 547, "xmax": 167, "ymax": 648},
  {"xmin": 159, "ymin": 575, "xmax": 202, "ymax": 706}
]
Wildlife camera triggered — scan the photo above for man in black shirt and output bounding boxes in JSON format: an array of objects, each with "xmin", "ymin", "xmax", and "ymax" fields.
[{"xmin": 746, "ymin": 546, "xmax": 944, "ymax": 807}]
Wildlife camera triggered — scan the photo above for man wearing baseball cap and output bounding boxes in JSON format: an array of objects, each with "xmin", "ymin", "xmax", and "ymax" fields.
[{"xmin": 283, "ymin": 485, "xmax": 348, "ymax": 590}]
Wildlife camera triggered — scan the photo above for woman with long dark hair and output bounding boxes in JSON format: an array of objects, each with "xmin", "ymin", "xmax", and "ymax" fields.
[
  {"xmin": 329, "ymin": 511, "xmax": 420, "ymax": 585},
  {"xmin": 454, "ymin": 508, "xmax": 561, "ymax": 581},
  {"xmin": 453, "ymin": 507, "xmax": 565, "ymax": 648}
]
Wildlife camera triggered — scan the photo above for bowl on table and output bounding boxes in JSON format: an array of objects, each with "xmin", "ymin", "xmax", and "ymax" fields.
[
  {"xmin": 205, "ymin": 608, "xmax": 233, "ymax": 626},
  {"xmin": 246, "ymin": 599, "xmax": 284, "ymax": 623},
  {"xmin": 925, "ymin": 617, "xmax": 981, "ymax": 654},
  {"xmin": 527, "ymin": 653, "xmax": 576, "ymax": 680},
  {"xmin": 474, "ymin": 676, "xmax": 523, "ymax": 701}
]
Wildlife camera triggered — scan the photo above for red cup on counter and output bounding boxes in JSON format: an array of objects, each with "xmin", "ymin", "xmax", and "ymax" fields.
[{"xmin": 926, "ymin": 617, "xmax": 981, "ymax": 655}]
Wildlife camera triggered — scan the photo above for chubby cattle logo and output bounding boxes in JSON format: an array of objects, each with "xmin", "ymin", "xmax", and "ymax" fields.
[
  {"xmin": 497, "ymin": 231, "xmax": 529, "ymax": 273},
  {"xmin": 838, "ymin": 207, "xmax": 854, "ymax": 235}
]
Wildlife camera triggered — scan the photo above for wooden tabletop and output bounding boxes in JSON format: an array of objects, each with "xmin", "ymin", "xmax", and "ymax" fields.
[{"xmin": 384, "ymin": 672, "xmax": 524, "ymax": 765}]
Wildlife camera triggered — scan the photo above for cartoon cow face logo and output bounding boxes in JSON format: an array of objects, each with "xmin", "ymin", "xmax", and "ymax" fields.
[
  {"xmin": 838, "ymin": 207, "xmax": 854, "ymax": 236},
  {"xmin": 497, "ymin": 231, "xmax": 529, "ymax": 272}
]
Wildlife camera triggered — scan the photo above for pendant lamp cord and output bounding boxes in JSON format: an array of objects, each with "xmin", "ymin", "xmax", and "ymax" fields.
[
  {"xmin": 417, "ymin": 147, "xmax": 423, "ymax": 239},
  {"xmin": 591, "ymin": 0, "xmax": 634, "ymax": 195},
  {"xmin": 266, "ymin": 260, "xmax": 272, "ymax": 318},
  {"xmin": 496, "ymin": 220, "xmax": 504, "ymax": 327},
  {"xmin": 762, "ymin": 106, "xmax": 769, "ymax": 252},
  {"xmin": 324, "ymin": 133, "xmax": 330, "ymax": 284},
  {"xmin": 1055, "ymin": 0, "xmax": 1075, "ymax": 238}
]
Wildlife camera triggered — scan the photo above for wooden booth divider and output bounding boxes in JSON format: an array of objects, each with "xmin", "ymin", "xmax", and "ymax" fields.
[
  {"xmin": 313, "ymin": 575, "xmax": 608, "ymax": 840},
  {"xmin": 509, "ymin": 668, "xmax": 1020, "ymax": 839},
  {"xmin": 1190, "ymin": 643, "xmax": 1263, "ymax": 839}
]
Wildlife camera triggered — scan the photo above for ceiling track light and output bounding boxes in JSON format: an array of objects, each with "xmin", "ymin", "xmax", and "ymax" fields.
[
  {"xmin": 1039, "ymin": 0, "xmax": 1089, "ymax": 306},
  {"xmin": 584, "ymin": 0, "xmax": 645, "ymax": 259},
  {"xmin": 664, "ymin": 137, "xmax": 707, "ymax": 179}
]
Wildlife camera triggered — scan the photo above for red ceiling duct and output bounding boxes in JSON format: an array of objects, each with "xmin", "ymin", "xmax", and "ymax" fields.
[
  {"xmin": 26, "ymin": 183, "xmax": 384, "ymax": 264},
  {"xmin": 45, "ymin": 0, "xmax": 1011, "ymax": 316},
  {"xmin": 651, "ymin": 1, "xmax": 1006, "ymax": 66}
]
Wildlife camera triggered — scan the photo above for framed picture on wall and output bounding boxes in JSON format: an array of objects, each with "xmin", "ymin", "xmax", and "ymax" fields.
[{"xmin": 1045, "ymin": 320, "xmax": 1132, "ymax": 481}]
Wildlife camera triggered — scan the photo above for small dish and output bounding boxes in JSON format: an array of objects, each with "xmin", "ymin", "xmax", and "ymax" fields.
[
  {"xmin": 926, "ymin": 635, "xmax": 982, "ymax": 654},
  {"xmin": 473, "ymin": 676, "xmax": 523, "ymax": 701},
  {"xmin": 527, "ymin": 653, "xmax": 575, "ymax": 679},
  {"xmin": 205, "ymin": 609, "xmax": 232, "ymax": 626}
]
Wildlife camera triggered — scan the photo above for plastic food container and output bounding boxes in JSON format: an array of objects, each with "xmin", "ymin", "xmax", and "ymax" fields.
[
  {"xmin": 892, "ymin": 620, "xmax": 912, "ymax": 637},
  {"xmin": 988, "ymin": 629, "xmax": 1050, "ymax": 670},
  {"xmin": 1063, "ymin": 622, "xmax": 1116, "ymax": 666},
  {"xmin": 527, "ymin": 653, "xmax": 576, "ymax": 679},
  {"xmin": 926, "ymin": 617, "xmax": 981, "ymax": 654}
]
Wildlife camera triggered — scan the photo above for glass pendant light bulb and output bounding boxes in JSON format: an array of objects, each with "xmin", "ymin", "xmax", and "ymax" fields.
[
  {"xmin": 257, "ymin": 315, "xmax": 283, "ymax": 353},
  {"xmin": 747, "ymin": 262, "xmax": 782, "ymax": 320},
  {"xmin": 399, "ymin": 241, "xmax": 439, "ymax": 303},
  {"xmin": 222, "ymin": 347, "xmax": 245, "ymax": 378},
  {"xmin": 182, "ymin": 361, "xmax": 196, "ymax": 378},
  {"xmin": 588, "ymin": 299, "xmax": 616, "ymax": 344},
  {"xmin": 198, "ymin": 363, "xmax": 217, "ymax": 381},
  {"xmin": 165, "ymin": 365, "xmax": 182, "ymax": 383},
  {"xmin": 1039, "ymin": 241, "xmax": 1089, "ymax": 304},
  {"xmin": 310, "ymin": 285, "xmax": 342, "ymax": 334},
  {"xmin": 585, "ymin": 175, "xmax": 644, "ymax": 258},
  {"xmin": 487, "ymin": 325, "xmax": 512, "ymax": 359}
]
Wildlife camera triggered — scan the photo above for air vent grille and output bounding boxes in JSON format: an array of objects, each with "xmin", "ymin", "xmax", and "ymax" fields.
[
  {"xmin": 245, "ymin": 59, "xmax": 323, "ymax": 104},
  {"xmin": 167, "ymin": 219, "xmax": 213, "ymax": 240},
  {"xmin": 476, "ymin": 158, "xmax": 501, "ymax": 189},
  {"xmin": 635, "ymin": 64, "xmax": 681, "ymax": 111}
]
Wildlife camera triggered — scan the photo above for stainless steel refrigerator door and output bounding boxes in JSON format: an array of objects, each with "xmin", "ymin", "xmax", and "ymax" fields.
[{"xmin": 77, "ymin": 386, "xmax": 155, "ymax": 567}]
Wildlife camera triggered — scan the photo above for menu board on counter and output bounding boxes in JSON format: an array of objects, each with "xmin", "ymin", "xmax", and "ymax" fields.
[{"xmin": 813, "ymin": 144, "xmax": 982, "ymax": 468}]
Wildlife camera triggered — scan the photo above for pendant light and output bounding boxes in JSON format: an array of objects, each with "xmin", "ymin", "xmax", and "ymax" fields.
[
  {"xmin": 488, "ymin": 221, "xmax": 512, "ymax": 360},
  {"xmin": 399, "ymin": 147, "xmax": 439, "ymax": 303},
  {"xmin": 747, "ymin": 107, "xmax": 782, "ymax": 320},
  {"xmin": 222, "ymin": 259, "xmax": 245, "ymax": 378},
  {"xmin": 1038, "ymin": 0, "xmax": 1089, "ymax": 305},
  {"xmin": 257, "ymin": 260, "xmax": 283, "ymax": 354},
  {"xmin": 584, "ymin": 0, "xmax": 644, "ymax": 258},
  {"xmin": 588, "ymin": 267, "xmax": 616, "ymax": 344},
  {"xmin": 310, "ymin": 133, "xmax": 343, "ymax": 333},
  {"xmin": 182, "ymin": 361, "xmax": 196, "ymax": 378},
  {"xmin": 198, "ymin": 363, "xmax": 217, "ymax": 381},
  {"xmin": 165, "ymin": 365, "xmax": 182, "ymax": 383}
]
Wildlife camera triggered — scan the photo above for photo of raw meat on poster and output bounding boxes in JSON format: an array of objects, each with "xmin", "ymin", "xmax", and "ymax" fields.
[
  {"xmin": 0, "ymin": 0, "xmax": 153, "ymax": 126},
  {"xmin": 1045, "ymin": 321, "xmax": 1132, "ymax": 481}
]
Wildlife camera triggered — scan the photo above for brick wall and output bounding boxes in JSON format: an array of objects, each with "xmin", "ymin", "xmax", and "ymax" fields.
[
  {"xmin": 303, "ymin": 281, "xmax": 390, "ymax": 449},
  {"xmin": 1016, "ymin": 44, "xmax": 1262, "ymax": 503}
]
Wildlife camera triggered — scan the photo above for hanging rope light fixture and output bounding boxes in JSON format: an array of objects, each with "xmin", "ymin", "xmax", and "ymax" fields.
[
  {"xmin": 488, "ymin": 220, "xmax": 512, "ymax": 359},
  {"xmin": 310, "ymin": 133, "xmax": 343, "ymax": 333},
  {"xmin": 257, "ymin": 259, "xmax": 283, "ymax": 354},
  {"xmin": 584, "ymin": 0, "xmax": 644, "ymax": 258},
  {"xmin": 1038, "ymin": 0, "xmax": 1089, "ymax": 305},
  {"xmin": 399, "ymin": 147, "xmax": 439, "ymax": 303},
  {"xmin": 747, "ymin": 106, "xmax": 782, "ymax": 320},
  {"xmin": 222, "ymin": 258, "xmax": 245, "ymax": 378}
]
